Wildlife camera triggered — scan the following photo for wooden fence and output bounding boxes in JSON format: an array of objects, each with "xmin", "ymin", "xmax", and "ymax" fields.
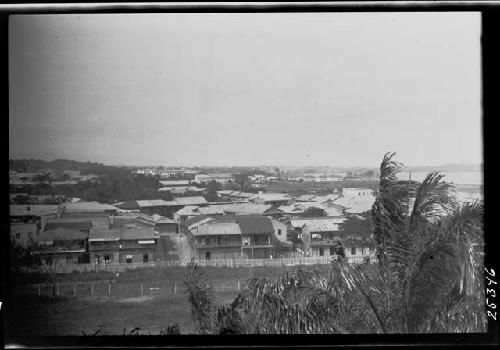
[{"xmin": 25, "ymin": 255, "xmax": 376, "ymax": 274}]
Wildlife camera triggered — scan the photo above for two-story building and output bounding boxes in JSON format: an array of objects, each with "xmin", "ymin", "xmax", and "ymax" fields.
[
  {"xmin": 89, "ymin": 219, "xmax": 158, "ymax": 264},
  {"xmin": 188, "ymin": 214, "xmax": 276, "ymax": 260},
  {"xmin": 34, "ymin": 227, "xmax": 90, "ymax": 266}
]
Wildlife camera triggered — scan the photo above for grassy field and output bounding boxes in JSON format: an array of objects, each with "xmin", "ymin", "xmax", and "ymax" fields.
[{"xmin": 5, "ymin": 265, "xmax": 332, "ymax": 337}]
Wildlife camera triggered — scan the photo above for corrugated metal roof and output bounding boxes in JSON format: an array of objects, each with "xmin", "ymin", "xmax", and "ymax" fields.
[
  {"xmin": 192, "ymin": 222, "xmax": 241, "ymax": 236},
  {"xmin": 216, "ymin": 214, "xmax": 274, "ymax": 235},
  {"xmin": 10, "ymin": 204, "xmax": 59, "ymax": 217},
  {"xmin": 296, "ymin": 194, "xmax": 317, "ymax": 201},
  {"xmin": 183, "ymin": 215, "xmax": 213, "ymax": 228},
  {"xmin": 108, "ymin": 223, "xmax": 157, "ymax": 240},
  {"xmin": 175, "ymin": 205, "xmax": 199, "ymax": 216},
  {"xmin": 136, "ymin": 199, "xmax": 177, "ymax": 207},
  {"xmin": 44, "ymin": 219, "xmax": 92, "ymax": 232},
  {"xmin": 222, "ymin": 203, "xmax": 272, "ymax": 214},
  {"xmin": 252, "ymin": 193, "xmax": 292, "ymax": 201},
  {"xmin": 334, "ymin": 195, "xmax": 375, "ymax": 214},
  {"xmin": 63, "ymin": 201, "xmax": 117, "ymax": 212},
  {"xmin": 37, "ymin": 228, "xmax": 87, "ymax": 241},
  {"xmin": 174, "ymin": 196, "xmax": 208, "ymax": 206},
  {"xmin": 303, "ymin": 221, "xmax": 340, "ymax": 232}
]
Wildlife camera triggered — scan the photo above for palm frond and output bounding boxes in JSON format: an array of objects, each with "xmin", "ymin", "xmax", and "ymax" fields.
[
  {"xmin": 183, "ymin": 263, "xmax": 216, "ymax": 334},
  {"xmin": 410, "ymin": 172, "xmax": 456, "ymax": 227}
]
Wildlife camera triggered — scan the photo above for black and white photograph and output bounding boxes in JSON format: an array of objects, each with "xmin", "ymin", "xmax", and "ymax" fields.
[{"xmin": 3, "ymin": 3, "xmax": 495, "ymax": 344}]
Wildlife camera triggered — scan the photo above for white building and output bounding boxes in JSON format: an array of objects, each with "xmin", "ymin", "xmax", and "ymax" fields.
[
  {"xmin": 194, "ymin": 173, "xmax": 235, "ymax": 184},
  {"xmin": 342, "ymin": 188, "xmax": 376, "ymax": 197}
]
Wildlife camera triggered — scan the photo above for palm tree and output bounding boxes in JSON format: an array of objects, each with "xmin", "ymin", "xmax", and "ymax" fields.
[
  {"xmin": 367, "ymin": 152, "xmax": 485, "ymax": 333},
  {"xmin": 184, "ymin": 153, "xmax": 485, "ymax": 334}
]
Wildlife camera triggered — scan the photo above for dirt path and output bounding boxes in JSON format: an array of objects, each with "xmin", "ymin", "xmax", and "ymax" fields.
[{"xmin": 166, "ymin": 234, "xmax": 194, "ymax": 261}]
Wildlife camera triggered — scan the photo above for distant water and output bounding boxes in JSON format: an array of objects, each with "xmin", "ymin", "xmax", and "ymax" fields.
[{"xmin": 398, "ymin": 171, "xmax": 483, "ymax": 186}]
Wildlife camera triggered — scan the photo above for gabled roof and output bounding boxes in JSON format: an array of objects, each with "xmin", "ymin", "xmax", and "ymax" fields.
[
  {"xmin": 183, "ymin": 215, "xmax": 213, "ymax": 228},
  {"xmin": 108, "ymin": 223, "xmax": 157, "ymax": 240},
  {"xmin": 198, "ymin": 205, "xmax": 224, "ymax": 215},
  {"xmin": 303, "ymin": 221, "xmax": 340, "ymax": 232},
  {"xmin": 222, "ymin": 203, "xmax": 272, "ymax": 215},
  {"xmin": 44, "ymin": 219, "xmax": 92, "ymax": 232},
  {"xmin": 333, "ymin": 195, "xmax": 375, "ymax": 214},
  {"xmin": 37, "ymin": 228, "xmax": 87, "ymax": 241},
  {"xmin": 174, "ymin": 196, "xmax": 208, "ymax": 206},
  {"xmin": 216, "ymin": 214, "xmax": 274, "ymax": 235},
  {"xmin": 313, "ymin": 194, "xmax": 341, "ymax": 203},
  {"xmin": 136, "ymin": 213, "xmax": 177, "ymax": 224},
  {"xmin": 296, "ymin": 194, "xmax": 317, "ymax": 202},
  {"xmin": 175, "ymin": 205, "xmax": 199, "ymax": 216},
  {"xmin": 251, "ymin": 193, "xmax": 292, "ymax": 202},
  {"xmin": 136, "ymin": 199, "xmax": 177, "ymax": 207}
]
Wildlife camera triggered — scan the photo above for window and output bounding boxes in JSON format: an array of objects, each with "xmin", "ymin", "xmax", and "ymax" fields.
[
  {"xmin": 27, "ymin": 233, "xmax": 32, "ymax": 240},
  {"xmin": 143, "ymin": 254, "xmax": 149, "ymax": 263},
  {"xmin": 15, "ymin": 233, "xmax": 20, "ymax": 240},
  {"xmin": 319, "ymin": 248, "xmax": 324, "ymax": 256},
  {"xmin": 330, "ymin": 247, "xmax": 335, "ymax": 255},
  {"xmin": 361, "ymin": 247, "xmax": 365, "ymax": 255},
  {"xmin": 205, "ymin": 252, "xmax": 211, "ymax": 260},
  {"xmin": 126, "ymin": 255, "xmax": 133, "ymax": 263},
  {"xmin": 104, "ymin": 255, "xmax": 112, "ymax": 263},
  {"xmin": 351, "ymin": 247, "xmax": 356, "ymax": 255},
  {"xmin": 277, "ymin": 229, "xmax": 282, "ymax": 236}
]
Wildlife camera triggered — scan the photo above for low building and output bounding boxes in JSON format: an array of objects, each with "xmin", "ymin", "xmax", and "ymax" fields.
[
  {"xmin": 159, "ymin": 180, "xmax": 190, "ymax": 187},
  {"xmin": 134, "ymin": 213, "xmax": 179, "ymax": 234},
  {"xmin": 173, "ymin": 205, "xmax": 224, "ymax": 223},
  {"xmin": 222, "ymin": 203, "xmax": 272, "ymax": 215},
  {"xmin": 114, "ymin": 200, "xmax": 141, "ymax": 214},
  {"xmin": 342, "ymin": 188, "xmax": 376, "ymax": 197},
  {"xmin": 250, "ymin": 192, "xmax": 293, "ymax": 206},
  {"xmin": 194, "ymin": 173, "xmax": 234, "ymax": 184},
  {"xmin": 136, "ymin": 199, "xmax": 180, "ymax": 217}
]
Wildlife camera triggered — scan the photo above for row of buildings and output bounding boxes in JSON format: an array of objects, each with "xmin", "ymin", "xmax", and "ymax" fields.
[{"xmin": 9, "ymin": 186, "xmax": 379, "ymax": 270}]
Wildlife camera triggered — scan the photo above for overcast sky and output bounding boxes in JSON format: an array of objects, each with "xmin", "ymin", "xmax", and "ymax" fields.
[{"xmin": 9, "ymin": 12, "xmax": 481, "ymax": 167}]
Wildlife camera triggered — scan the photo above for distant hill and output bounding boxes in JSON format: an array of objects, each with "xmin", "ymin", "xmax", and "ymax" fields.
[{"xmin": 9, "ymin": 158, "xmax": 128, "ymax": 175}]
